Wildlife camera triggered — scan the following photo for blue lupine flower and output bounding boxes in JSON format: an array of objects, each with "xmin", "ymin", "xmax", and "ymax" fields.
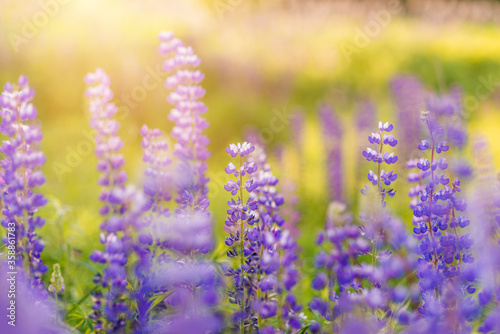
[
  {"xmin": 361, "ymin": 121, "xmax": 398, "ymax": 206},
  {"xmin": 0, "ymin": 76, "xmax": 48, "ymax": 291}
]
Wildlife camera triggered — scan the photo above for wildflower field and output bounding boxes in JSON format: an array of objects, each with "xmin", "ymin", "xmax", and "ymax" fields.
[{"xmin": 2, "ymin": 0, "xmax": 500, "ymax": 333}]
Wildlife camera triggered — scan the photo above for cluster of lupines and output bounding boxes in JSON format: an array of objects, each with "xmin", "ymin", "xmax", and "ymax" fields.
[
  {"xmin": 359, "ymin": 122, "xmax": 428, "ymax": 334},
  {"xmin": 319, "ymin": 104, "xmax": 344, "ymax": 202},
  {"xmin": 309, "ymin": 121, "xmax": 419, "ymax": 333},
  {"xmin": 159, "ymin": 31, "xmax": 210, "ymax": 216},
  {"xmin": 361, "ymin": 121, "xmax": 398, "ymax": 206},
  {"xmin": 6, "ymin": 30, "xmax": 500, "ymax": 334},
  {"xmin": 0, "ymin": 76, "xmax": 48, "ymax": 292},
  {"xmin": 408, "ymin": 111, "xmax": 476, "ymax": 331}
]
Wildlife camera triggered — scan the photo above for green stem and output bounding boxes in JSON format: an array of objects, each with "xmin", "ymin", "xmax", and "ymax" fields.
[
  {"xmin": 277, "ymin": 249, "xmax": 284, "ymax": 330},
  {"xmin": 55, "ymin": 293, "xmax": 59, "ymax": 325},
  {"xmin": 239, "ymin": 155, "xmax": 245, "ymax": 334}
]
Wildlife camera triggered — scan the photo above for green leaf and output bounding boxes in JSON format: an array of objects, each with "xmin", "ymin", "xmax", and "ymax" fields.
[{"xmin": 147, "ymin": 291, "xmax": 173, "ymax": 315}]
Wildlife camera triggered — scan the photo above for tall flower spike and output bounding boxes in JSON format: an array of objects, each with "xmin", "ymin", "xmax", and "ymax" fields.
[
  {"xmin": 356, "ymin": 99, "xmax": 376, "ymax": 133},
  {"xmin": 139, "ymin": 124, "xmax": 172, "ymax": 237},
  {"xmin": 223, "ymin": 142, "xmax": 260, "ymax": 332},
  {"xmin": 85, "ymin": 69, "xmax": 147, "ymax": 332},
  {"xmin": 361, "ymin": 121, "xmax": 398, "ymax": 206},
  {"xmin": 426, "ymin": 86, "xmax": 472, "ymax": 180},
  {"xmin": 126, "ymin": 125, "xmax": 173, "ymax": 330},
  {"xmin": 0, "ymin": 76, "xmax": 48, "ymax": 291},
  {"xmin": 408, "ymin": 110, "xmax": 475, "ymax": 328},
  {"xmin": 246, "ymin": 142, "xmax": 304, "ymax": 332},
  {"xmin": 391, "ymin": 75, "xmax": 425, "ymax": 159},
  {"xmin": 159, "ymin": 31, "xmax": 210, "ymax": 215},
  {"xmin": 319, "ymin": 104, "xmax": 344, "ymax": 203}
]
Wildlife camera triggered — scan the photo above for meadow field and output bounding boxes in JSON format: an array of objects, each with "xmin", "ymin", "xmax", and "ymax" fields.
[{"xmin": 1, "ymin": 0, "xmax": 500, "ymax": 333}]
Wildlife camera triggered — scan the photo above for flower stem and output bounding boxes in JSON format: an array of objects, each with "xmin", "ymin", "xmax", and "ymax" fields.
[{"xmin": 239, "ymin": 155, "xmax": 245, "ymax": 334}]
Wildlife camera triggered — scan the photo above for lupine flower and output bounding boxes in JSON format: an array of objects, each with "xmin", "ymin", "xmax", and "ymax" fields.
[
  {"xmin": 426, "ymin": 87, "xmax": 473, "ymax": 182},
  {"xmin": 132, "ymin": 125, "xmax": 174, "ymax": 329},
  {"xmin": 356, "ymin": 99, "xmax": 376, "ymax": 133},
  {"xmin": 319, "ymin": 104, "xmax": 344, "ymax": 203},
  {"xmin": 48, "ymin": 263, "xmax": 65, "ymax": 294},
  {"xmin": 391, "ymin": 75, "xmax": 425, "ymax": 156},
  {"xmin": 466, "ymin": 138, "xmax": 500, "ymax": 332},
  {"xmin": 224, "ymin": 142, "xmax": 260, "ymax": 331},
  {"xmin": 408, "ymin": 111, "xmax": 476, "ymax": 329},
  {"xmin": 85, "ymin": 69, "xmax": 148, "ymax": 332},
  {"xmin": 361, "ymin": 121, "xmax": 398, "ymax": 206},
  {"xmin": 246, "ymin": 142, "xmax": 303, "ymax": 332},
  {"xmin": 0, "ymin": 76, "xmax": 48, "ymax": 291},
  {"xmin": 309, "ymin": 202, "xmax": 374, "ymax": 331},
  {"xmin": 159, "ymin": 31, "xmax": 210, "ymax": 215},
  {"xmin": 426, "ymin": 86, "xmax": 467, "ymax": 150},
  {"xmin": 140, "ymin": 124, "xmax": 172, "ymax": 221}
]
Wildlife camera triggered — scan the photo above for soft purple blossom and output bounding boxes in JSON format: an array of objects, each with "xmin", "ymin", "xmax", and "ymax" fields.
[
  {"xmin": 408, "ymin": 111, "xmax": 476, "ymax": 327},
  {"xmin": 0, "ymin": 76, "xmax": 48, "ymax": 291},
  {"xmin": 361, "ymin": 121, "xmax": 398, "ymax": 206},
  {"xmin": 86, "ymin": 69, "xmax": 148, "ymax": 331},
  {"xmin": 159, "ymin": 31, "xmax": 210, "ymax": 215},
  {"xmin": 319, "ymin": 104, "xmax": 344, "ymax": 202},
  {"xmin": 224, "ymin": 142, "xmax": 260, "ymax": 330}
]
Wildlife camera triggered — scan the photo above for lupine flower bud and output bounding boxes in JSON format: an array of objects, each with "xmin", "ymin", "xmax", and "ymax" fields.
[{"xmin": 48, "ymin": 263, "xmax": 65, "ymax": 294}]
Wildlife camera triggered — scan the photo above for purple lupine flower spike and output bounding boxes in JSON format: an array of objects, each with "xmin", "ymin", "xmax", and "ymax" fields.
[
  {"xmin": 356, "ymin": 99, "xmax": 376, "ymax": 132},
  {"xmin": 85, "ymin": 69, "xmax": 147, "ymax": 331},
  {"xmin": 246, "ymin": 142, "xmax": 304, "ymax": 332},
  {"xmin": 319, "ymin": 104, "xmax": 344, "ymax": 203},
  {"xmin": 224, "ymin": 142, "xmax": 260, "ymax": 331},
  {"xmin": 0, "ymin": 76, "xmax": 48, "ymax": 292},
  {"xmin": 426, "ymin": 86, "xmax": 472, "ymax": 180},
  {"xmin": 132, "ymin": 125, "xmax": 173, "ymax": 329},
  {"xmin": 139, "ymin": 124, "xmax": 172, "ymax": 237},
  {"xmin": 391, "ymin": 75, "xmax": 425, "ymax": 155},
  {"xmin": 159, "ymin": 31, "xmax": 210, "ymax": 216},
  {"xmin": 361, "ymin": 121, "xmax": 398, "ymax": 206},
  {"xmin": 408, "ymin": 110, "xmax": 476, "ymax": 328},
  {"xmin": 309, "ymin": 202, "xmax": 373, "ymax": 331}
]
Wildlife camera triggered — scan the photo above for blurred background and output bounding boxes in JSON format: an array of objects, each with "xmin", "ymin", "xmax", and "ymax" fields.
[{"xmin": 1, "ymin": 0, "xmax": 500, "ymax": 324}]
